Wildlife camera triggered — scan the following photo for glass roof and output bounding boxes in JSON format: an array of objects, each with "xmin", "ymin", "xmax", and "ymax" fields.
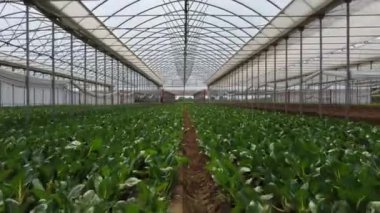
[
  {"xmin": 77, "ymin": 0, "xmax": 292, "ymax": 88},
  {"xmin": 7, "ymin": 0, "xmax": 371, "ymax": 91},
  {"xmin": 0, "ymin": 1, "xmax": 154, "ymax": 88},
  {"xmin": 211, "ymin": 0, "xmax": 380, "ymax": 95}
]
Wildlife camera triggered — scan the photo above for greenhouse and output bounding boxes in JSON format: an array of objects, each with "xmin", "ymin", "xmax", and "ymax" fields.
[{"xmin": 1, "ymin": 0, "xmax": 380, "ymax": 212}]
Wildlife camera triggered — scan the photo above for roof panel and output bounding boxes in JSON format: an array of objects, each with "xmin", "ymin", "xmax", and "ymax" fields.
[{"xmin": 77, "ymin": 0, "xmax": 293, "ymax": 88}]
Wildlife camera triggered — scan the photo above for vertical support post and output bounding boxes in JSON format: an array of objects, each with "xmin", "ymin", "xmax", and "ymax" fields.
[
  {"xmin": 230, "ymin": 72, "xmax": 235, "ymax": 101},
  {"xmin": 122, "ymin": 65, "xmax": 125, "ymax": 104},
  {"xmin": 127, "ymin": 68, "xmax": 129, "ymax": 104},
  {"xmin": 126, "ymin": 67, "xmax": 129, "ymax": 104},
  {"xmin": 42, "ymin": 81, "xmax": 44, "ymax": 105},
  {"xmin": 111, "ymin": 59, "xmax": 114, "ymax": 105},
  {"xmin": 235, "ymin": 70, "xmax": 238, "ymax": 101},
  {"xmin": 142, "ymin": 77, "xmax": 145, "ymax": 102},
  {"xmin": 318, "ymin": 15, "xmax": 324, "ymax": 117},
  {"xmin": 232, "ymin": 72, "xmax": 235, "ymax": 101},
  {"xmin": 33, "ymin": 84, "xmax": 35, "ymax": 105},
  {"xmin": 236, "ymin": 67, "xmax": 240, "ymax": 101},
  {"xmin": 12, "ymin": 84, "xmax": 14, "ymax": 106},
  {"xmin": 220, "ymin": 80, "xmax": 222, "ymax": 101},
  {"xmin": 345, "ymin": 0, "xmax": 352, "ymax": 118},
  {"xmin": 51, "ymin": 22, "xmax": 56, "ymax": 106},
  {"xmin": 250, "ymin": 59, "xmax": 253, "ymax": 102},
  {"xmin": 0, "ymin": 78, "xmax": 2, "ymax": 107},
  {"xmin": 183, "ymin": 0, "xmax": 189, "ymax": 97},
  {"xmin": 84, "ymin": 43, "xmax": 87, "ymax": 105},
  {"xmin": 274, "ymin": 45, "xmax": 277, "ymax": 106},
  {"xmin": 117, "ymin": 61, "xmax": 120, "ymax": 104},
  {"xmin": 233, "ymin": 70, "xmax": 237, "ymax": 101},
  {"xmin": 264, "ymin": 50, "xmax": 268, "ymax": 107},
  {"xmin": 237, "ymin": 68, "xmax": 240, "ymax": 101},
  {"xmin": 218, "ymin": 80, "xmax": 220, "ymax": 101},
  {"xmin": 241, "ymin": 67, "xmax": 244, "ymax": 101},
  {"xmin": 70, "ymin": 34, "xmax": 74, "ymax": 105},
  {"xmin": 137, "ymin": 74, "xmax": 139, "ymax": 102},
  {"xmin": 246, "ymin": 63, "xmax": 249, "ymax": 102},
  {"xmin": 25, "ymin": 5, "xmax": 30, "ymax": 106},
  {"xmin": 229, "ymin": 73, "xmax": 232, "ymax": 101},
  {"xmin": 226, "ymin": 75, "xmax": 229, "ymax": 101},
  {"xmin": 240, "ymin": 67, "xmax": 242, "ymax": 101},
  {"xmin": 95, "ymin": 49, "xmax": 98, "ymax": 105},
  {"xmin": 133, "ymin": 72, "xmax": 135, "ymax": 103},
  {"xmin": 299, "ymin": 28, "xmax": 304, "ymax": 113},
  {"xmin": 24, "ymin": 4, "xmax": 31, "ymax": 125},
  {"xmin": 285, "ymin": 37, "xmax": 289, "ymax": 113},
  {"xmin": 238, "ymin": 68, "xmax": 241, "ymax": 101},
  {"xmin": 103, "ymin": 53, "xmax": 106, "ymax": 105},
  {"xmin": 257, "ymin": 56, "xmax": 260, "ymax": 104},
  {"xmin": 158, "ymin": 85, "xmax": 161, "ymax": 103}
]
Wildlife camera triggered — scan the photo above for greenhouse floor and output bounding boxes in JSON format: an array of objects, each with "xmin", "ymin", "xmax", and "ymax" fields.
[
  {"xmin": 220, "ymin": 102, "xmax": 380, "ymax": 125},
  {"xmin": 170, "ymin": 109, "xmax": 229, "ymax": 213},
  {"xmin": 1, "ymin": 104, "xmax": 380, "ymax": 212}
]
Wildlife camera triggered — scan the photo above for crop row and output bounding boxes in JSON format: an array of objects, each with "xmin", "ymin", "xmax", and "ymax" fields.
[
  {"xmin": 0, "ymin": 105, "xmax": 182, "ymax": 212},
  {"xmin": 190, "ymin": 105, "xmax": 380, "ymax": 212}
]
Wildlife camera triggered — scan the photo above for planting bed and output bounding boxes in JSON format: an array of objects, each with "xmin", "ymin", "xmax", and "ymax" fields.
[
  {"xmin": 190, "ymin": 104, "xmax": 380, "ymax": 212},
  {"xmin": 2, "ymin": 103, "xmax": 380, "ymax": 212},
  {"xmin": 0, "ymin": 105, "xmax": 183, "ymax": 212}
]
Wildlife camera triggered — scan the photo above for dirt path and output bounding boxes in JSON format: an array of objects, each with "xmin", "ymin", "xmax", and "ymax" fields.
[{"xmin": 169, "ymin": 108, "xmax": 230, "ymax": 213}]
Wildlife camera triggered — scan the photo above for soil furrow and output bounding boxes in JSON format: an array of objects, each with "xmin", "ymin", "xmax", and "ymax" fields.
[{"xmin": 169, "ymin": 108, "xmax": 230, "ymax": 213}]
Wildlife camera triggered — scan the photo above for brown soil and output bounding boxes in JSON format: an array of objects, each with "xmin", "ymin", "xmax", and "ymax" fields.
[
  {"xmin": 169, "ymin": 108, "xmax": 230, "ymax": 213},
  {"xmin": 219, "ymin": 102, "xmax": 380, "ymax": 125}
]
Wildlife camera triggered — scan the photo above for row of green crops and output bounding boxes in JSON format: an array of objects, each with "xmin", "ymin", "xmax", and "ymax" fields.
[
  {"xmin": 189, "ymin": 104, "xmax": 380, "ymax": 212},
  {"xmin": 0, "ymin": 104, "xmax": 183, "ymax": 212}
]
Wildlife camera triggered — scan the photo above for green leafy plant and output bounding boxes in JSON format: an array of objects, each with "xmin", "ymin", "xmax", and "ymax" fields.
[
  {"xmin": 190, "ymin": 104, "xmax": 380, "ymax": 212},
  {"xmin": 0, "ymin": 105, "xmax": 183, "ymax": 212}
]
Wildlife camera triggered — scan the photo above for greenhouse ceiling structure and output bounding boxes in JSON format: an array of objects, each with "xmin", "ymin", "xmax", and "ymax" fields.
[{"xmin": 0, "ymin": 0, "xmax": 379, "ymax": 106}]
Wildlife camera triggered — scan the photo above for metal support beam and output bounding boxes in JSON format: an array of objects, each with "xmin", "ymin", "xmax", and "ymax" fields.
[
  {"xmin": 229, "ymin": 74, "xmax": 232, "ymax": 101},
  {"xmin": 285, "ymin": 37, "xmax": 289, "ymax": 113},
  {"xmin": 25, "ymin": 5, "xmax": 30, "ymax": 106},
  {"xmin": 84, "ymin": 43, "xmax": 87, "ymax": 105},
  {"xmin": 51, "ymin": 22, "xmax": 56, "ymax": 106},
  {"xmin": 103, "ymin": 53, "xmax": 107, "ymax": 105},
  {"xmin": 70, "ymin": 34, "xmax": 74, "ymax": 105},
  {"xmin": 257, "ymin": 56, "xmax": 260, "ymax": 102},
  {"xmin": 183, "ymin": 0, "xmax": 189, "ymax": 96},
  {"xmin": 137, "ymin": 74, "xmax": 139, "ymax": 102},
  {"xmin": 236, "ymin": 71, "xmax": 238, "ymax": 101},
  {"xmin": 126, "ymin": 66, "xmax": 129, "ymax": 104},
  {"xmin": 238, "ymin": 66, "xmax": 241, "ymax": 101},
  {"xmin": 299, "ymin": 28, "xmax": 304, "ymax": 113},
  {"xmin": 95, "ymin": 49, "xmax": 98, "ymax": 105},
  {"xmin": 122, "ymin": 65, "xmax": 125, "ymax": 104},
  {"xmin": 240, "ymin": 66, "xmax": 243, "ymax": 101},
  {"xmin": 274, "ymin": 45, "xmax": 277, "ymax": 105},
  {"xmin": 208, "ymin": 0, "xmax": 343, "ymax": 86},
  {"xmin": 250, "ymin": 59, "xmax": 254, "ymax": 102},
  {"xmin": 237, "ymin": 67, "xmax": 240, "ymax": 101},
  {"xmin": 132, "ymin": 70, "xmax": 134, "ymax": 103},
  {"xmin": 318, "ymin": 16, "xmax": 324, "ymax": 116},
  {"xmin": 117, "ymin": 61, "xmax": 120, "ymax": 104},
  {"xmin": 246, "ymin": 62, "xmax": 249, "ymax": 102},
  {"xmin": 345, "ymin": 0, "xmax": 352, "ymax": 118},
  {"xmin": 111, "ymin": 58, "xmax": 114, "ymax": 105},
  {"xmin": 264, "ymin": 50, "xmax": 268, "ymax": 105}
]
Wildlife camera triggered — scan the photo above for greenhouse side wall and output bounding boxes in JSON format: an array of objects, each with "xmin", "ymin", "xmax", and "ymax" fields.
[{"xmin": 0, "ymin": 67, "xmax": 142, "ymax": 107}]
